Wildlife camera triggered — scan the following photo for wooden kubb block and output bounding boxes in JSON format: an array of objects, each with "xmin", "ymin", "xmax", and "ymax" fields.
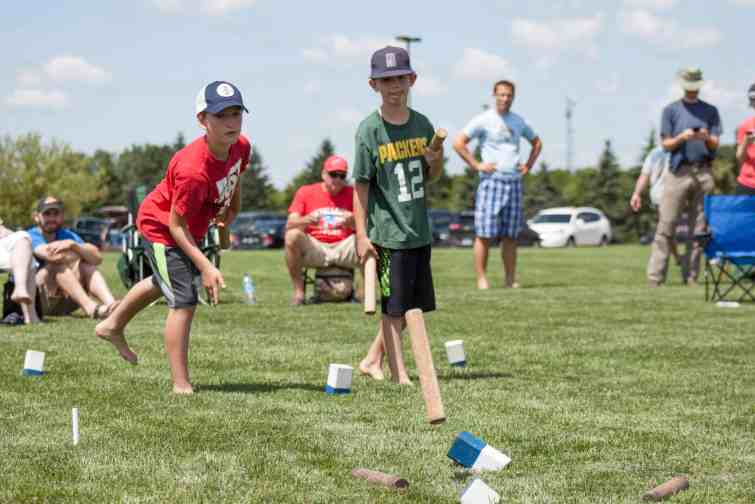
[
  {"xmin": 448, "ymin": 432, "xmax": 511, "ymax": 472},
  {"xmin": 445, "ymin": 340, "xmax": 466, "ymax": 367},
  {"xmin": 460, "ymin": 477, "xmax": 500, "ymax": 504},
  {"xmin": 22, "ymin": 350, "xmax": 45, "ymax": 376},
  {"xmin": 325, "ymin": 364, "xmax": 353, "ymax": 395}
]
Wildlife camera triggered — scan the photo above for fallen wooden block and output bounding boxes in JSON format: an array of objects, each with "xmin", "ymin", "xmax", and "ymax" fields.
[
  {"xmin": 448, "ymin": 432, "xmax": 511, "ymax": 472},
  {"xmin": 351, "ymin": 468, "xmax": 409, "ymax": 489},
  {"xmin": 642, "ymin": 476, "xmax": 689, "ymax": 501}
]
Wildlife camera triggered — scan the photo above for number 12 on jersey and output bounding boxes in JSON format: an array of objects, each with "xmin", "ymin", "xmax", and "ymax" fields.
[{"xmin": 394, "ymin": 160, "xmax": 424, "ymax": 203}]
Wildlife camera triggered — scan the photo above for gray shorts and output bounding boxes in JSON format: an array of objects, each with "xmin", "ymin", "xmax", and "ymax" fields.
[{"xmin": 144, "ymin": 239, "xmax": 200, "ymax": 309}]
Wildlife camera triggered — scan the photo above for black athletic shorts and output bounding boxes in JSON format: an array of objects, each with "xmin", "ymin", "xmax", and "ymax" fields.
[
  {"xmin": 376, "ymin": 244, "xmax": 436, "ymax": 317},
  {"xmin": 143, "ymin": 239, "xmax": 200, "ymax": 309}
]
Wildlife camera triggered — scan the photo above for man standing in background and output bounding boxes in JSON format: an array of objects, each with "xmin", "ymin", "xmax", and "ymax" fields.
[
  {"xmin": 648, "ymin": 68, "xmax": 720, "ymax": 287},
  {"xmin": 453, "ymin": 80, "xmax": 542, "ymax": 290}
]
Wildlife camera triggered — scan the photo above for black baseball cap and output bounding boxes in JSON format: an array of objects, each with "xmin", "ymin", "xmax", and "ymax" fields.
[
  {"xmin": 370, "ymin": 46, "xmax": 414, "ymax": 79},
  {"xmin": 37, "ymin": 196, "xmax": 64, "ymax": 213}
]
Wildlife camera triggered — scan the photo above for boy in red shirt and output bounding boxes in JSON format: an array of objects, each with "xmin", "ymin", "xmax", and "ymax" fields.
[{"xmin": 96, "ymin": 81, "xmax": 251, "ymax": 394}]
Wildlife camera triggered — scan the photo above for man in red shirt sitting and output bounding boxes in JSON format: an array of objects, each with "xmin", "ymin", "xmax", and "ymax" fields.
[{"xmin": 285, "ymin": 155, "xmax": 360, "ymax": 305}]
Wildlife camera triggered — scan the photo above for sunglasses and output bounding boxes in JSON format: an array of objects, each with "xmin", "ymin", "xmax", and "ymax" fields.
[{"xmin": 329, "ymin": 172, "xmax": 347, "ymax": 179}]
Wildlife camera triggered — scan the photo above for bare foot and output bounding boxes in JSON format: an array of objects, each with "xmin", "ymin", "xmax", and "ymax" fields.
[
  {"xmin": 397, "ymin": 378, "xmax": 414, "ymax": 386},
  {"xmin": 477, "ymin": 278, "xmax": 490, "ymax": 290},
  {"xmin": 173, "ymin": 383, "xmax": 194, "ymax": 395},
  {"xmin": 358, "ymin": 360, "xmax": 385, "ymax": 381},
  {"xmin": 95, "ymin": 321, "xmax": 138, "ymax": 364}
]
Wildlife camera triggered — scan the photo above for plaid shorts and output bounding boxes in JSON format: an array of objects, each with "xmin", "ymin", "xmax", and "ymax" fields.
[{"xmin": 474, "ymin": 177, "xmax": 523, "ymax": 239}]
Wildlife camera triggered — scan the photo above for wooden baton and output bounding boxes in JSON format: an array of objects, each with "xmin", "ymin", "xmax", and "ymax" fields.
[
  {"xmin": 351, "ymin": 468, "xmax": 409, "ymax": 489},
  {"xmin": 405, "ymin": 308, "xmax": 446, "ymax": 424},
  {"xmin": 364, "ymin": 256, "xmax": 377, "ymax": 315},
  {"xmin": 429, "ymin": 128, "xmax": 447, "ymax": 151},
  {"xmin": 642, "ymin": 476, "xmax": 689, "ymax": 501}
]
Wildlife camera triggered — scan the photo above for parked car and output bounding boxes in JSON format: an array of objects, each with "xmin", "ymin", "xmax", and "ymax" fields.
[
  {"xmin": 229, "ymin": 211, "xmax": 287, "ymax": 249},
  {"xmin": 447, "ymin": 210, "xmax": 540, "ymax": 247},
  {"xmin": 73, "ymin": 216, "xmax": 111, "ymax": 249},
  {"xmin": 428, "ymin": 209, "xmax": 456, "ymax": 246},
  {"xmin": 528, "ymin": 207, "xmax": 612, "ymax": 247},
  {"xmin": 448, "ymin": 210, "xmax": 476, "ymax": 247}
]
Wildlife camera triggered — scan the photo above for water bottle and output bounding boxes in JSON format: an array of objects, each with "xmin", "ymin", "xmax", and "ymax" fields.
[{"xmin": 242, "ymin": 272, "xmax": 256, "ymax": 304}]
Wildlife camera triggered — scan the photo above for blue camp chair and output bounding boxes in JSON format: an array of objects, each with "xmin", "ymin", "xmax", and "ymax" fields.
[{"xmin": 699, "ymin": 195, "xmax": 755, "ymax": 302}]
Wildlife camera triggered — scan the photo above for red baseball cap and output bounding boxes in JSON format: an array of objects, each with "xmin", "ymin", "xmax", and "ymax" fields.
[{"xmin": 323, "ymin": 155, "xmax": 348, "ymax": 173}]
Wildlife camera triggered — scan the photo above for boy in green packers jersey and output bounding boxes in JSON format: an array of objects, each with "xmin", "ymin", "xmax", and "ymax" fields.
[{"xmin": 354, "ymin": 46, "xmax": 444, "ymax": 385}]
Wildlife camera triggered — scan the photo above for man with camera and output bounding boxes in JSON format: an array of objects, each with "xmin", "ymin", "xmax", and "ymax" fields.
[
  {"xmin": 647, "ymin": 68, "xmax": 721, "ymax": 287},
  {"xmin": 735, "ymin": 83, "xmax": 755, "ymax": 195}
]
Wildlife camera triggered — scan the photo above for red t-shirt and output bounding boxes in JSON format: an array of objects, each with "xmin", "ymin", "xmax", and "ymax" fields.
[
  {"xmin": 138, "ymin": 135, "xmax": 251, "ymax": 246},
  {"xmin": 288, "ymin": 183, "xmax": 354, "ymax": 243},
  {"xmin": 737, "ymin": 117, "xmax": 755, "ymax": 189}
]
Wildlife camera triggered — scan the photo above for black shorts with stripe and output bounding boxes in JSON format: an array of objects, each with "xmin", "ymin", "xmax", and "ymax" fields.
[
  {"xmin": 376, "ymin": 244, "xmax": 436, "ymax": 317},
  {"xmin": 143, "ymin": 239, "xmax": 200, "ymax": 309}
]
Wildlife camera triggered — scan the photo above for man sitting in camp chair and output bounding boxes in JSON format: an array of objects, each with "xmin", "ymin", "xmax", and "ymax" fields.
[
  {"xmin": 285, "ymin": 155, "xmax": 361, "ymax": 306},
  {"xmin": 28, "ymin": 196, "xmax": 119, "ymax": 319}
]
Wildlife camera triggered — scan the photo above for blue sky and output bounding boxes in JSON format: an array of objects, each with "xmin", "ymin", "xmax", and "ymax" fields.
[{"xmin": 3, "ymin": 0, "xmax": 754, "ymax": 188}]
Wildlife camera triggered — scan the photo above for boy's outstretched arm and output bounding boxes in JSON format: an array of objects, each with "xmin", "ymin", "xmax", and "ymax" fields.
[{"xmin": 169, "ymin": 207, "xmax": 225, "ymax": 305}]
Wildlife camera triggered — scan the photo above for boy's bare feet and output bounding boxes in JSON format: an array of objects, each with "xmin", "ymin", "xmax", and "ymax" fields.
[
  {"xmin": 397, "ymin": 378, "xmax": 414, "ymax": 386},
  {"xmin": 358, "ymin": 360, "xmax": 385, "ymax": 380},
  {"xmin": 95, "ymin": 321, "xmax": 138, "ymax": 364},
  {"xmin": 477, "ymin": 278, "xmax": 490, "ymax": 290},
  {"xmin": 172, "ymin": 383, "xmax": 194, "ymax": 394}
]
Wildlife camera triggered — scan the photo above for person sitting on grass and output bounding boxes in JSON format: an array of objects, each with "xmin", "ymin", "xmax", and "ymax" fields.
[
  {"xmin": 28, "ymin": 197, "xmax": 119, "ymax": 320},
  {"xmin": 0, "ymin": 219, "xmax": 41, "ymax": 324},
  {"xmin": 95, "ymin": 80, "xmax": 250, "ymax": 395}
]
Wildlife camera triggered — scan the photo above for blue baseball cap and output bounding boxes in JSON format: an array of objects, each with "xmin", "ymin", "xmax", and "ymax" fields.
[
  {"xmin": 195, "ymin": 81, "xmax": 248, "ymax": 115},
  {"xmin": 370, "ymin": 46, "xmax": 414, "ymax": 79}
]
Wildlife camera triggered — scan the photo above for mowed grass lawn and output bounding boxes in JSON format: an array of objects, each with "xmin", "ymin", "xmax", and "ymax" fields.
[{"xmin": 2, "ymin": 245, "xmax": 753, "ymax": 503}]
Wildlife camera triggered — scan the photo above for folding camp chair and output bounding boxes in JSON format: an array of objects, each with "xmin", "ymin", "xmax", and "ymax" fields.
[
  {"xmin": 117, "ymin": 185, "xmax": 222, "ymax": 305},
  {"xmin": 302, "ymin": 266, "xmax": 357, "ymax": 304},
  {"xmin": 697, "ymin": 195, "xmax": 755, "ymax": 302}
]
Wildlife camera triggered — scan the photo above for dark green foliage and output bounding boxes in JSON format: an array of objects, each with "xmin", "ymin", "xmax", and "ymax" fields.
[
  {"xmin": 281, "ymin": 139, "xmax": 336, "ymax": 207},
  {"xmin": 240, "ymin": 147, "xmax": 277, "ymax": 211}
]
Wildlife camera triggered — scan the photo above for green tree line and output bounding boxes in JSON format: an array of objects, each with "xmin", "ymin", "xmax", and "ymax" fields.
[{"xmin": 0, "ymin": 132, "xmax": 740, "ymax": 242}]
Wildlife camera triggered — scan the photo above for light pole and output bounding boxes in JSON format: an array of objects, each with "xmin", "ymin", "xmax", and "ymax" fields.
[{"xmin": 395, "ymin": 35, "xmax": 421, "ymax": 106}]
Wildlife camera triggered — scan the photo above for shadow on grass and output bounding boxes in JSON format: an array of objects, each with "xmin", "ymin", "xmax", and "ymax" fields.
[
  {"xmin": 437, "ymin": 371, "xmax": 513, "ymax": 381},
  {"xmin": 197, "ymin": 382, "xmax": 323, "ymax": 394}
]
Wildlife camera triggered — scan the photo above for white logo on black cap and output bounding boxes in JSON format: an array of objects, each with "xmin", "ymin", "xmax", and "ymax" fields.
[
  {"xmin": 216, "ymin": 83, "xmax": 235, "ymax": 97},
  {"xmin": 386, "ymin": 53, "xmax": 397, "ymax": 68}
]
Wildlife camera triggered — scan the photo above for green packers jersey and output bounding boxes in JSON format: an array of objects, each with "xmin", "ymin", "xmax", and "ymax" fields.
[{"xmin": 353, "ymin": 109, "xmax": 435, "ymax": 249}]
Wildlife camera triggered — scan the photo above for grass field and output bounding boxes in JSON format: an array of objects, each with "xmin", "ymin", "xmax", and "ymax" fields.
[{"xmin": 2, "ymin": 246, "xmax": 754, "ymax": 503}]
